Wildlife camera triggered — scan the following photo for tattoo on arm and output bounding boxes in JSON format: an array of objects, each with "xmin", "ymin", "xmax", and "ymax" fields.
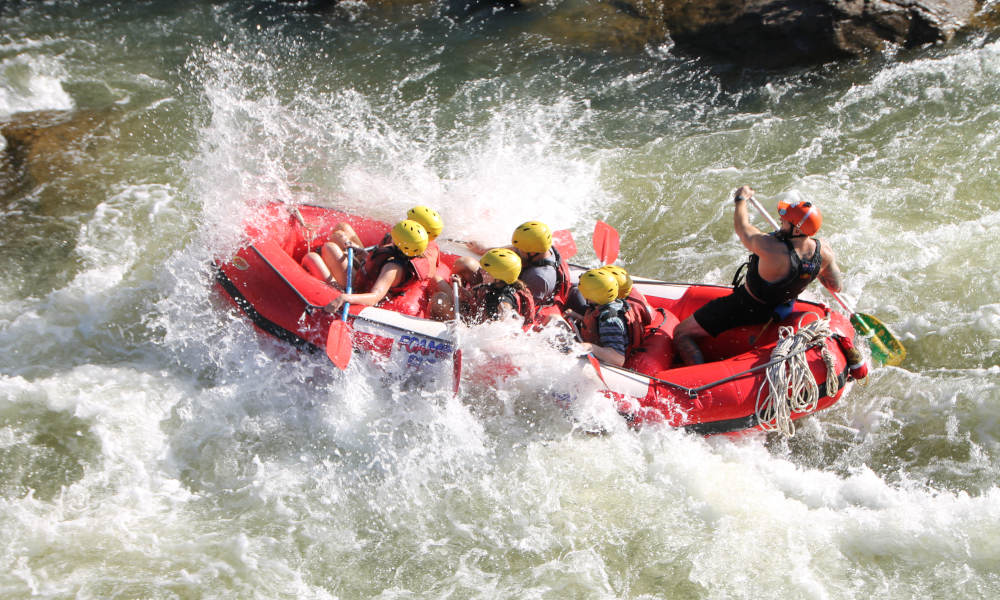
[{"xmin": 819, "ymin": 264, "xmax": 842, "ymax": 293}]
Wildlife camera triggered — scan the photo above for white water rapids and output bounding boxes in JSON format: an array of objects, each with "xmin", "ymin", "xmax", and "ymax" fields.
[{"xmin": 2, "ymin": 2, "xmax": 999, "ymax": 598}]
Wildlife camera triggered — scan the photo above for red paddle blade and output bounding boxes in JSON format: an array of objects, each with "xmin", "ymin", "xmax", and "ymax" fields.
[
  {"xmin": 553, "ymin": 229, "xmax": 577, "ymax": 260},
  {"xmin": 587, "ymin": 354, "xmax": 607, "ymax": 387},
  {"xmin": 326, "ymin": 320, "xmax": 352, "ymax": 369},
  {"xmin": 593, "ymin": 220, "xmax": 620, "ymax": 265}
]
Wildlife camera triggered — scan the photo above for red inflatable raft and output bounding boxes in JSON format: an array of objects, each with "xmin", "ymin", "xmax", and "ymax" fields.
[
  {"xmin": 213, "ymin": 201, "xmax": 864, "ymax": 435},
  {"xmin": 212, "ymin": 202, "xmax": 462, "ymax": 383},
  {"xmin": 572, "ymin": 270, "xmax": 861, "ymax": 435}
]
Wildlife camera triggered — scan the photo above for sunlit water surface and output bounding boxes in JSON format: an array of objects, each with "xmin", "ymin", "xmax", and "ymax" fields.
[{"xmin": 2, "ymin": 2, "xmax": 999, "ymax": 598}]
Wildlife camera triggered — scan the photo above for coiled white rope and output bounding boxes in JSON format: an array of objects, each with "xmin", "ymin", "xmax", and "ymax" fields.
[{"xmin": 755, "ymin": 316, "xmax": 840, "ymax": 436}]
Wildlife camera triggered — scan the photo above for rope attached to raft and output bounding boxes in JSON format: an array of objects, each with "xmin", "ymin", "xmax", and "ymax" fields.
[{"xmin": 755, "ymin": 316, "xmax": 839, "ymax": 436}]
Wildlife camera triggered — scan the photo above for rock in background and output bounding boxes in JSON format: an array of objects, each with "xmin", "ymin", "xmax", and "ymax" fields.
[
  {"xmin": 1, "ymin": 109, "xmax": 115, "ymax": 212},
  {"xmin": 443, "ymin": 0, "xmax": 988, "ymax": 65},
  {"xmin": 660, "ymin": 0, "xmax": 981, "ymax": 67}
]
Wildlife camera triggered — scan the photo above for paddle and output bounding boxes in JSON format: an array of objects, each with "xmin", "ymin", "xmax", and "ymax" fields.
[
  {"xmin": 587, "ymin": 353, "xmax": 608, "ymax": 388},
  {"xmin": 746, "ymin": 195, "xmax": 906, "ymax": 366},
  {"xmin": 451, "ymin": 280, "xmax": 462, "ymax": 395},
  {"xmin": 325, "ymin": 247, "xmax": 354, "ymax": 369},
  {"xmin": 593, "ymin": 220, "xmax": 620, "ymax": 265},
  {"xmin": 552, "ymin": 229, "xmax": 577, "ymax": 260}
]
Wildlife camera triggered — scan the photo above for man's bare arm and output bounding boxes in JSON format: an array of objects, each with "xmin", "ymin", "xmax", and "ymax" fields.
[
  {"xmin": 732, "ymin": 186, "xmax": 767, "ymax": 253},
  {"xmin": 818, "ymin": 243, "xmax": 843, "ymax": 293}
]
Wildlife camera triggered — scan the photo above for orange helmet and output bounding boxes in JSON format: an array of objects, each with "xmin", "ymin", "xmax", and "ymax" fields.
[{"xmin": 777, "ymin": 198, "xmax": 822, "ymax": 236}]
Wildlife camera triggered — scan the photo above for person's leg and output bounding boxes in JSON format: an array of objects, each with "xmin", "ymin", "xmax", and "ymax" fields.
[
  {"xmin": 319, "ymin": 241, "xmax": 350, "ymax": 288},
  {"xmin": 564, "ymin": 285, "xmax": 588, "ymax": 315},
  {"xmin": 450, "ymin": 256, "xmax": 480, "ymax": 286},
  {"xmin": 674, "ymin": 316, "xmax": 710, "ymax": 365},
  {"xmin": 674, "ymin": 288, "xmax": 764, "ymax": 365},
  {"xmin": 428, "ymin": 290, "xmax": 455, "ymax": 321},
  {"xmin": 428, "ymin": 256, "xmax": 484, "ymax": 321},
  {"xmin": 331, "ymin": 223, "xmax": 363, "ymax": 250},
  {"xmin": 301, "ymin": 251, "xmax": 332, "ymax": 283}
]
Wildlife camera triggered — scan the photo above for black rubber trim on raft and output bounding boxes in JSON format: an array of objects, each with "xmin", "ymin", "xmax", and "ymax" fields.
[
  {"xmin": 667, "ymin": 370, "xmax": 850, "ymax": 436},
  {"xmin": 212, "ymin": 263, "xmax": 322, "ymax": 354}
]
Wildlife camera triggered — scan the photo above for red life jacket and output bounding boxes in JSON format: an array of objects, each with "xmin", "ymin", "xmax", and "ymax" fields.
[
  {"xmin": 626, "ymin": 287, "xmax": 653, "ymax": 314},
  {"xmin": 466, "ymin": 282, "xmax": 536, "ymax": 324},
  {"xmin": 354, "ymin": 244, "xmax": 432, "ymax": 296},
  {"xmin": 424, "ymin": 241, "xmax": 440, "ymax": 275},
  {"xmin": 579, "ymin": 295, "xmax": 652, "ymax": 353},
  {"xmin": 376, "ymin": 231, "xmax": 440, "ymax": 275}
]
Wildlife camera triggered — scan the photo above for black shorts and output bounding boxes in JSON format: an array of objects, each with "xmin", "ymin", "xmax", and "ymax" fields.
[{"xmin": 693, "ymin": 286, "xmax": 776, "ymax": 337}]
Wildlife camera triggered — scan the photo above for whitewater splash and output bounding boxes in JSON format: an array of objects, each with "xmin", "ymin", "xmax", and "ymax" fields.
[
  {"xmin": 3, "ymin": 2, "xmax": 1000, "ymax": 597},
  {"xmin": 0, "ymin": 53, "xmax": 74, "ymax": 118}
]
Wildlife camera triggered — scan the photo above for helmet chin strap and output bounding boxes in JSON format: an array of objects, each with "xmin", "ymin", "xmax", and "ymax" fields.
[{"xmin": 776, "ymin": 221, "xmax": 807, "ymax": 239}]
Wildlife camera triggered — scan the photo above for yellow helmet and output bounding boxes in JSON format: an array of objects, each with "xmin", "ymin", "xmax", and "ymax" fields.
[
  {"xmin": 578, "ymin": 268, "xmax": 619, "ymax": 305},
  {"xmin": 479, "ymin": 248, "xmax": 521, "ymax": 285},
  {"xmin": 601, "ymin": 265, "xmax": 633, "ymax": 299},
  {"xmin": 511, "ymin": 221, "xmax": 552, "ymax": 254},
  {"xmin": 406, "ymin": 206, "xmax": 443, "ymax": 241},
  {"xmin": 390, "ymin": 220, "xmax": 429, "ymax": 257}
]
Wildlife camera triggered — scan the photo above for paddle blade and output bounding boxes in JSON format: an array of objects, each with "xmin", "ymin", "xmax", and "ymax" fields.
[
  {"xmin": 851, "ymin": 312, "xmax": 906, "ymax": 366},
  {"xmin": 326, "ymin": 319, "xmax": 353, "ymax": 369},
  {"xmin": 593, "ymin": 220, "xmax": 620, "ymax": 265},
  {"xmin": 553, "ymin": 229, "xmax": 577, "ymax": 260},
  {"xmin": 587, "ymin": 354, "xmax": 608, "ymax": 387}
]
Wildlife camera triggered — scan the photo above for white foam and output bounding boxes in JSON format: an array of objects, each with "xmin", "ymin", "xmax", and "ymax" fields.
[
  {"xmin": 3, "ymin": 19, "xmax": 992, "ymax": 597},
  {"xmin": 0, "ymin": 54, "xmax": 74, "ymax": 117}
]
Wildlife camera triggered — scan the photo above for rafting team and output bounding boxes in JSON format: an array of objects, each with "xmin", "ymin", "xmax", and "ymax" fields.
[{"xmin": 301, "ymin": 185, "xmax": 843, "ymax": 367}]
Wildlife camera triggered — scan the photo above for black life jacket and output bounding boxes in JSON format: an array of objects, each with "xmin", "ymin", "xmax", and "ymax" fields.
[
  {"xmin": 467, "ymin": 282, "xmax": 536, "ymax": 324},
  {"xmin": 579, "ymin": 295, "xmax": 652, "ymax": 353},
  {"xmin": 354, "ymin": 244, "xmax": 431, "ymax": 296},
  {"xmin": 523, "ymin": 245, "xmax": 572, "ymax": 307},
  {"xmin": 734, "ymin": 233, "xmax": 822, "ymax": 306},
  {"xmin": 376, "ymin": 231, "xmax": 440, "ymax": 274}
]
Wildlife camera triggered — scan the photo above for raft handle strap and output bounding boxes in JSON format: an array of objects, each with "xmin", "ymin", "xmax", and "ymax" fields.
[{"xmin": 598, "ymin": 340, "xmax": 825, "ymax": 399}]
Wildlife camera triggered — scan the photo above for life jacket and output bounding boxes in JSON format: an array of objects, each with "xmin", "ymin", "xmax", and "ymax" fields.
[
  {"xmin": 523, "ymin": 245, "xmax": 572, "ymax": 307},
  {"xmin": 734, "ymin": 234, "xmax": 822, "ymax": 306},
  {"xmin": 579, "ymin": 295, "xmax": 652, "ymax": 354},
  {"xmin": 425, "ymin": 241, "xmax": 440, "ymax": 274},
  {"xmin": 354, "ymin": 244, "xmax": 432, "ymax": 296},
  {"xmin": 626, "ymin": 287, "xmax": 653, "ymax": 314},
  {"xmin": 466, "ymin": 282, "xmax": 536, "ymax": 324},
  {"xmin": 377, "ymin": 231, "xmax": 440, "ymax": 274}
]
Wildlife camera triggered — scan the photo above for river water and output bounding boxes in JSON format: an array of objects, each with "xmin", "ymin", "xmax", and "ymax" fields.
[{"xmin": 2, "ymin": 1, "xmax": 999, "ymax": 598}]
